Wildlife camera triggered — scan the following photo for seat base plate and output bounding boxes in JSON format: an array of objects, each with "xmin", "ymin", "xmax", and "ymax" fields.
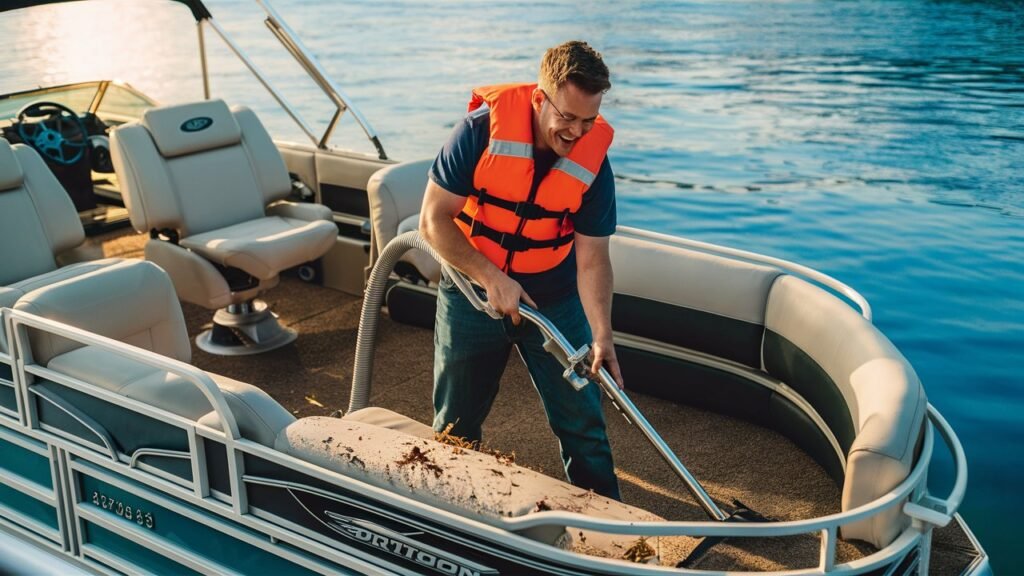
[{"xmin": 195, "ymin": 300, "xmax": 296, "ymax": 356}]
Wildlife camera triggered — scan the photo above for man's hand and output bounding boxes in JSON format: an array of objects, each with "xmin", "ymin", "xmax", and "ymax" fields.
[
  {"xmin": 590, "ymin": 338, "xmax": 624, "ymax": 389},
  {"xmin": 481, "ymin": 270, "xmax": 537, "ymax": 325}
]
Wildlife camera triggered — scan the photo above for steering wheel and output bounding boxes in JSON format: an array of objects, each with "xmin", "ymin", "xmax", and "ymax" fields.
[{"xmin": 15, "ymin": 101, "xmax": 89, "ymax": 166}]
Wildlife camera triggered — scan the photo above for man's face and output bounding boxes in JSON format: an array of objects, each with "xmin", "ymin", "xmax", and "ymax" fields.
[{"xmin": 533, "ymin": 82, "xmax": 603, "ymax": 157}]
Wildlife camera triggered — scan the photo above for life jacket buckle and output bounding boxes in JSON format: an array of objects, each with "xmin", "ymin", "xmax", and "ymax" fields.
[
  {"xmin": 513, "ymin": 201, "xmax": 542, "ymax": 219},
  {"xmin": 497, "ymin": 232, "xmax": 528, "ymax": 252},
  {"xmin": 469, "ymin": 218, "xmax": 485, "ymax": 238}
]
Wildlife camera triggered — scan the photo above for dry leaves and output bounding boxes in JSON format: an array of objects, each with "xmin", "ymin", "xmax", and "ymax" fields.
[{"xmin": 622, "ymin": 537, "xmax": 657, "ymax": 563}]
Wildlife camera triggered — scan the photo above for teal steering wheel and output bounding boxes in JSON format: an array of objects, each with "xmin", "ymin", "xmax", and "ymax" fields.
[{"xmin": 15, "ymin": 101, "xmax": 89, "ymax": 166}]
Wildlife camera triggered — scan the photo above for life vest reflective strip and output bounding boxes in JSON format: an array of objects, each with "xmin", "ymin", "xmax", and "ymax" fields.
[{"xmin": 455, "ymin": 83, "xmax": 613, "ymax": 274}]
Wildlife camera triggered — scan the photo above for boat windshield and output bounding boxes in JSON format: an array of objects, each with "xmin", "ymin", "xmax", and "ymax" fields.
[{"xmin": 0, "ymin": 81, "xmax": 155, "ymax": 124}]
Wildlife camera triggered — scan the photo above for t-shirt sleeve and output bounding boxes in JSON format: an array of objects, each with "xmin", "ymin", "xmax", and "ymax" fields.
[
  {"xmin": 428, "ymin": 107, "xmax": 489, "ymax": 197},
  {"xmin": 571, "ymin": 157, "xmax": 617, "ymax": 237}
]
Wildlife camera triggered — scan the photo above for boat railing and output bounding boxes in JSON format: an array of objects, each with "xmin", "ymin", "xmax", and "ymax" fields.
[
  {"xmin": 196, "ymin": 1, "xmax": 387, "ymax": 159},
  {"xmin": 617, "ymin": 226, "xmax": 873, "ymax": 321},
  {"xmin": 2, "ymin": 308, "xmax": 252, "ymax": 514},
  {"xmin": 2, "ymin": 305, "xmax": 967, "ymax": 574}
]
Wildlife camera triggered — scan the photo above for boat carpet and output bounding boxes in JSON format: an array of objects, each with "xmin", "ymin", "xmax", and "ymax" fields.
[{"xmin": 89, "ymin": 229, "xmax": 973, "ymax": 573}]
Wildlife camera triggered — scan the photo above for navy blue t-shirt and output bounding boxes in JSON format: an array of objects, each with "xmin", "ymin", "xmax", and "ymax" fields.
[{"xmin": 429, "ymin": 105, "xmax": 616, "ymax": 305}]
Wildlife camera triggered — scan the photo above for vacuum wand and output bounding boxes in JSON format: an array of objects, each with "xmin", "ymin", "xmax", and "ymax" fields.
[{"xmin": 441, "ymin": 264, "xmax": 729, "ymax": 522}]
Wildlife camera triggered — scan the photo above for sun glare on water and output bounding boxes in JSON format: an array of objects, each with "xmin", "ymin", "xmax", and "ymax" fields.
[{"xmin": 1, "ymin": 0, "xmax": 201, "ymax": 100}]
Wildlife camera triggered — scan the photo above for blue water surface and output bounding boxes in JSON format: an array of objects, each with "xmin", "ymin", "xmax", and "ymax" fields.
[{"xmin": 1, "ymin": 0, "xmax": 1021, "ymax": 571}]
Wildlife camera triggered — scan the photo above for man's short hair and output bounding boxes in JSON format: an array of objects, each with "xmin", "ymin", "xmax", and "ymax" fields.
[{"xmin": 539, "ymin": 41, "xmax": 611, "ymax": 96}]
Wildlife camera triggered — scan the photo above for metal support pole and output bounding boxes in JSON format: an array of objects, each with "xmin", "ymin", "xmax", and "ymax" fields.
[
  {"xmin": 205, "ymin": 17, "xmax": 319, "ymax": 144},
  {"xmin": 197, "ymin": 20, "xmax": 211, "ymax": 100}
]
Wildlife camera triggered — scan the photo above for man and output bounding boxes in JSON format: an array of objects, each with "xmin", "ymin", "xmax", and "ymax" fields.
[{"xmin": 419, "ymin": 41, "xmax": 622, "ymax": 499}]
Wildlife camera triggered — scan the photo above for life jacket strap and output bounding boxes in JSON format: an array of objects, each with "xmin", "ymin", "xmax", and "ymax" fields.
[
  {"xmin": 457, "ymin": 212, "xmax": 574, "ymax": 252},
  {"xmin": 469, "ymin": 188, "xmax": 568, "ymax": 220}
]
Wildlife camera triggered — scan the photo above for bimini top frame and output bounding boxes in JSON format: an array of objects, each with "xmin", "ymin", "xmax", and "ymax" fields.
[
  {"xmin": 2, "ymin": 0, "xmax": 387, "ymax": 159},
  {"xmin": 199, "ymin": 0, "xmax": 387, "ymax": 159}
]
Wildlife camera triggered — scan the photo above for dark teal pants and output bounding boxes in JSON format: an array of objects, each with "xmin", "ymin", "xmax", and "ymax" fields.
[{"xmin": 432, "ymin": 274, "xmax": 620, "ymax": 499}]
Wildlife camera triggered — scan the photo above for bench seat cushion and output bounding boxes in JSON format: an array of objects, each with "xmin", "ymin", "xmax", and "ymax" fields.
[
  {"xmin": 276, "ymin": 416, "xmax": 663, "ymax": 549},
  {"xmin": 764, "ymin": 275, "xmax": 927, "ymax": 547},
  {"xmin": 47, "ymin": 346, "xmax": 294, "ymax": 447}
]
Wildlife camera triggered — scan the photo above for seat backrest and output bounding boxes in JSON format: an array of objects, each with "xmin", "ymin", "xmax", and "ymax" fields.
[
  {"xmin": 763, "ymin": 275, "xmax": 927, "ymax": 548},
  {"xmin": 111, "ymin": 99, "xmax": 292, "ymax": 238},
  {"xmin": 0, "ymin": 138, "xmax": 84, "ymax": 286},
  {"xmin": 366, "ymin": 158, "xmax": 440, "ymax": 282},
  {"xmin": 13, "ymin": 260, "xmax": 191, "ymax": 365},
  {"xmin": 610, "ymin": 233, "xmax": 781, "ymax": 369}
]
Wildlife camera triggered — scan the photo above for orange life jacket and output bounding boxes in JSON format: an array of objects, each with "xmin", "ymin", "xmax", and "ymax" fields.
[{"xmin": 455, "ymin": 83, "xmax": 613, "ymax": 274}]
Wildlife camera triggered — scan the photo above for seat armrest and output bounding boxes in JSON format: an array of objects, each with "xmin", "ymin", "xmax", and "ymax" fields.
[{"xmin": 266, "ymin": 200, "xmax": 332, "ymax": 223}]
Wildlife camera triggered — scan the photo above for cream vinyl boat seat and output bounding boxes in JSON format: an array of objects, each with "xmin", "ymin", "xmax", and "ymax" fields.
[
  {"xmin": 0, "ymin": 138, "xmax": 121, "ymax": 360},
  {"xmin": 13, "ymin": 260, "xmax": 295, "ymax": 447},
  {"xmin": 110, "ymin": 99, "xmax": 338, "ymax": 356},
  {"xmin": 366, "ymin": 158, "xmax": 440, "ymax": 284}
]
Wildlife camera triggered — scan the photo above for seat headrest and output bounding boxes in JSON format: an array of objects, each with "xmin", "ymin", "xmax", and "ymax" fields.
[
  {"xmin": 0, "ymin": 138, "xmax": 25, "ymax": 191},
  {"xmin": 142, "ymin": 99, "xmax": 241, "ymax": 158}
]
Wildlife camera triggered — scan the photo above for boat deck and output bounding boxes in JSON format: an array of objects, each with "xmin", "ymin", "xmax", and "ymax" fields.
[{"xmin": 91, "ymin": 229, "xmax": 977, "ymax": 573}]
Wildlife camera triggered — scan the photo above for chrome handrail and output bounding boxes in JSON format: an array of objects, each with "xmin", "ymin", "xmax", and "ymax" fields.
[{"xmin": 617, "ymin": 226, "xmax": 873, "ymax": 320}]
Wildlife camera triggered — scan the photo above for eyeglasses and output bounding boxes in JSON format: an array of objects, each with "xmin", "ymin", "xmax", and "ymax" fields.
[{"xmin": 541, "ymin": 90, "xmax": 596, "ymax": 130}]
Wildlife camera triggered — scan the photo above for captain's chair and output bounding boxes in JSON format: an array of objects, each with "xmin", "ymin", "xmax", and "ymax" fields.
[
  {"xmin": 110, "ymin": 99, "xmax": 337, "ymax": 355},
  {"xmin": 0, "ymin": 138, "xmax": 120, "ymax": 357}
]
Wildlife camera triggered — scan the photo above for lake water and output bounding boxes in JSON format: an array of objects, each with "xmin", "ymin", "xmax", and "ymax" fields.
[{"xmin": 2, "ymin": 0, "xmax": 1022, "ymax": 571}]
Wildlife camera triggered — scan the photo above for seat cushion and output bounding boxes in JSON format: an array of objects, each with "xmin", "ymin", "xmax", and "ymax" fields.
[
  {"xmin": 180, "ymin": 216, "xmax": 337, "ymax": 280},
  {"xmin": 276, "ymin": 417, "xmax": 662, "ymax": 547},
  {"xmin": 764, "ymin": 274, "xmax": 927, "ymax": 548},
  {"xmin": 47, "ymin": 346, "xmax": 294, "ymax": 446},
  {"xmin": 341, "ymin": 406, "xmax": 434, "ymax": 439},
  {"xmin": 367, "ymin": 160, "xmax": 442, "ymax": 284}
]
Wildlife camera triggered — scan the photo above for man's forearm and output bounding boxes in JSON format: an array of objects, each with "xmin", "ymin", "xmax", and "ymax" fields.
[{"xmin": 576, "ymin": 241, "xmax": 614, "ymax": 342}]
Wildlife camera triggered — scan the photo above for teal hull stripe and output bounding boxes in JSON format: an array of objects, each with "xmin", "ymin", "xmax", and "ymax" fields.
[
  {"xmin": 0, "ymin": 480, "xmax": 58, "ymax": 530},
  {"xmin": 553, "ymin": 157, "xmax": 596, "ymax": 186},
  {"xmin": 0, "ymin": 434, "xmax": 53, "ymax": 488},
  {"xmin": 489, "ymin": 139, "xmax": 533, "ymax": 159},
  {"xmin": 83, "ymin": 523, "xmax": 201, "ymax": 576},
  {"xmin": 79, "ymin": 474, "xmax": 319, "ymax": 575}
]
